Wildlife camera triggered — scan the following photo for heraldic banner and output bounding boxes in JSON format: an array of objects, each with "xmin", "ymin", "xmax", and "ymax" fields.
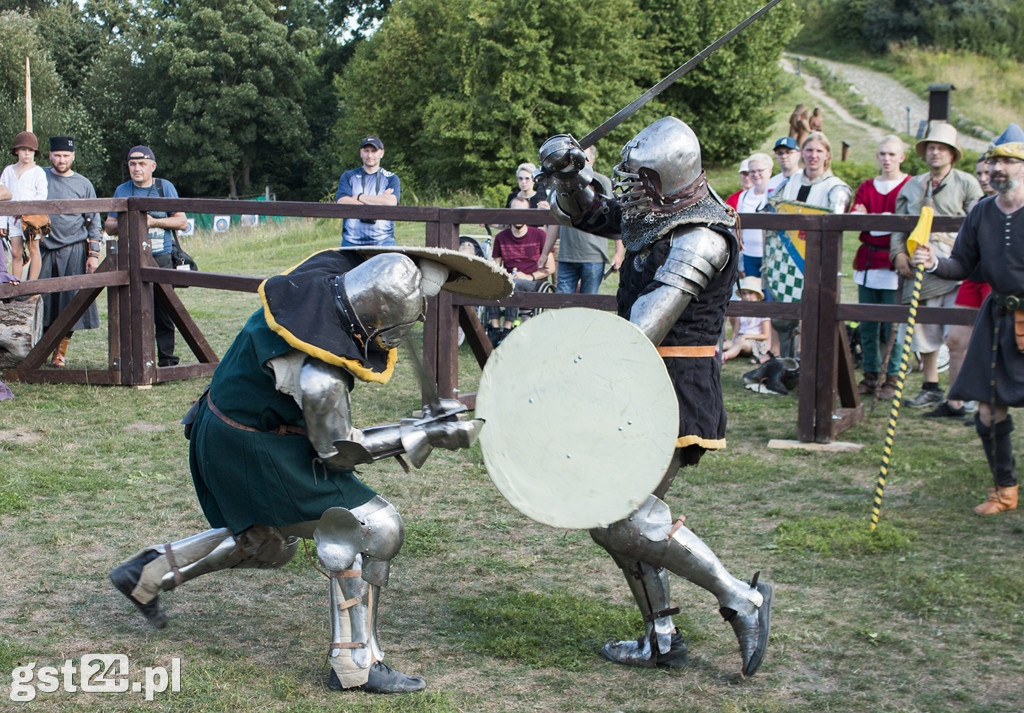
[{"xmin": 762, "ymin": 199, "xmax": 829, "ymax": 303}]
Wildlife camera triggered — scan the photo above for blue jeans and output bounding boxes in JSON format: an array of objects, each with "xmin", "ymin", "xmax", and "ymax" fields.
[
  {"xmin": 857, "ymin": 284, "xmax": 900, "ymax": 376},
  {"xmin": 556, "ymin": 262, "xmax": 604, "ymax": 294}
]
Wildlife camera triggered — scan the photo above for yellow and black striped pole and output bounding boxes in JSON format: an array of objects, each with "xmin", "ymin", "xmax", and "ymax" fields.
[{"xmin": 870, "ymin": 207, "xmax": 933, "ymax": 531}]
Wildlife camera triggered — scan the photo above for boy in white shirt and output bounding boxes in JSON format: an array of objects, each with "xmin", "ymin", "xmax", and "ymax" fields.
[{"xmin": 1, "ymin": 131, "xmax": 48, "ymax": 281}]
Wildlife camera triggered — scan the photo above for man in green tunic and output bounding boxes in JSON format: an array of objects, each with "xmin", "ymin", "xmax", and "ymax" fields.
[{"xmin": 110, "ymin": 247, "xmax": 511, "ymax": 694}]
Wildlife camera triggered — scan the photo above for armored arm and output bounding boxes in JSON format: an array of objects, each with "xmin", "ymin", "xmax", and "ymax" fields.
[
  {"xmin": 631, "ymin": 226, "xmax": 731, "ymax": 345},
  {"xmin": 537, "ymin": 134, "xmax": 621, "ymax": 236},
  {"xmin": 286, "ymin": 356, "xmax": 481, "ymax": 471}
]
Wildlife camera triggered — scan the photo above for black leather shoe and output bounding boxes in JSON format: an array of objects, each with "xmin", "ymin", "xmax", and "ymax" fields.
[
  {"xmin": 109, "ymin": 550, "xmax": 168, "ymax": 629},
  {"xmin": 328, "ymin": 662, "xmax": 426, "ymax": 693}
]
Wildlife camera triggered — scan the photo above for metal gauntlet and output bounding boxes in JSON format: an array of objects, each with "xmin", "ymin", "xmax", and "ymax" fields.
[{"xmin": 537, "ymin": 134, "xmax": 597, "ymax": 223}]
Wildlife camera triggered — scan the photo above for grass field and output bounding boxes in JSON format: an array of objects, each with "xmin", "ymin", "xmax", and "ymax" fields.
[{"xmin": 1, "ymin": 222, "xmax": 1022, "ymax": 712}]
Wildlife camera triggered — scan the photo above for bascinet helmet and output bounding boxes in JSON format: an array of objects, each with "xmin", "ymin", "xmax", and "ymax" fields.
[
  {"xmin": 333, "ymin": 253, "xmax": 427, "ymax": 353},
  {"xmin": 614, "ymin": 116, "xmax": 709, "ymax": 217}
]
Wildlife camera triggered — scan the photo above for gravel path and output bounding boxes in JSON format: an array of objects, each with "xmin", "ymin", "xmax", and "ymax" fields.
[{"xmin": 780, "ymin": 55, "xmax": 989, "ymax": 153}]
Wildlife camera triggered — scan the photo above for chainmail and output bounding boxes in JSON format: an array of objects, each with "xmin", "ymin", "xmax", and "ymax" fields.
[{"xmin": 620, "ymin": 192, "xmax": 736, "ymax": 252}]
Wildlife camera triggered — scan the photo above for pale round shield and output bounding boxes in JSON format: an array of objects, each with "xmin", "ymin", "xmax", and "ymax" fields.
[{"xmin": 475, "ymin": 308, "xmax": 678, "ymax": 529}]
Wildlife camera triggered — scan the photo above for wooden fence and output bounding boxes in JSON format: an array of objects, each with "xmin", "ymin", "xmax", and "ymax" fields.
[{"xmin": 0, "ymin": 198, "xmax": 972, "ymax": 443}]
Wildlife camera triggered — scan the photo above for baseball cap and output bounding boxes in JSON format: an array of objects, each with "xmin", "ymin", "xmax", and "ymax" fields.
[
  {"xmin": 774, "ymin": 137, "xmax": 799, "ymax": 151},
  {"xmin": 360, "ymin": 136, "xmax": 384, "ymax": 150},
  {"xmin": 738, "ymin": 159, "xmax": 750, "ymax": 174},
  {"xmin": 128, "ymin": 145, "xmax": 156, "ymax": 161}
]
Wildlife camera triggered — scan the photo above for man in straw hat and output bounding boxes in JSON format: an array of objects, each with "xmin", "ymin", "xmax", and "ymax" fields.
[
  {"xmin": 912, "ymin": 123, "xmax": 1024, "ymax": 515},
  {"xmin": 891, "ymin": 121, "xmax": 983, "ymax": 410},
  {"xmin": 109, "ymin": 246, "xmax": 512, "ymax": 693}
]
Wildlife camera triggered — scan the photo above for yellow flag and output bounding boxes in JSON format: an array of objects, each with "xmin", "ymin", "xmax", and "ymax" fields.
[{"xmin": 906, "ymin": 206, "xmax": 934, "ymax": 255}]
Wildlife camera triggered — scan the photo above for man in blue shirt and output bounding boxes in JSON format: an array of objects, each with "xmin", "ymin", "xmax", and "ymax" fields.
[
  {"xmin": 104, "ymin": 145, "xmax": 189, "ymax": 366},
  {"xmin": 335, "ymin": 136, "xmax": 401, "ymax": 247}
]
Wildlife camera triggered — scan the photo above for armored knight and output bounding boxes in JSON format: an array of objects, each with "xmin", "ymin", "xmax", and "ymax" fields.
[
  {"xmin": 109, "ymin": 247, "xmax": 511, "ymax": 694},
  {"xmin": 538, "ymin": 117, "xmax": 772, "ymax": 676}
]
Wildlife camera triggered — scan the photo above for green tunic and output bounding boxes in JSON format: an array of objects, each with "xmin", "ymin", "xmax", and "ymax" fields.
[{"xmin": 188, "ymin": 309, "xmax": 377, "ymax": 534}]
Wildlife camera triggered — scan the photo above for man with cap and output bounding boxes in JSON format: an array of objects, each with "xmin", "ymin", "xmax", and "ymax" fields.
[
  {"xmin": 911, "ymin": 123, "xmax": 1024, "ymax": 515},
  {"xmin": 336, "ymin": 136, "xmax": 401, "ymax": 247},
  {"xmin": 766, "ymin": 136, "xmax": 801, "ymax": 198},
  {"xmin": 104, "ymin": 146, "xmax": 189, "ymax": 366},
  {"xmin": 109, "ymin": 245, "xmax": 512, "ymax": 692},
  {"xmin": 890, "ymin": 122, "xmax": 983, "ymax": 410},
  {"xmin": 39, "ymin": 136, "xmax": 102, "ymax": 367}
]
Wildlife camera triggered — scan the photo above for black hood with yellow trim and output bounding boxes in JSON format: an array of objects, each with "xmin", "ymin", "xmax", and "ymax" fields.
[{"xmin": 258, "ymin": 249, "xmax": 397, "ymax": 384}]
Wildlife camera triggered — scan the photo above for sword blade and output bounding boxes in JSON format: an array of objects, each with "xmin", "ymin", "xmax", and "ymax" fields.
[
  {"xmin": 404, "ymin": 340, "xmax": 442, "ymax": 413},
  {"xmin": 578, "ymin": 0, "xmax": 784, "ymax": 149}
]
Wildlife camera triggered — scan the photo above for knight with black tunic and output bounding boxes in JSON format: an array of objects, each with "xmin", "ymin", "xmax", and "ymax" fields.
[
  {"xmin": 913, "ymin": 123, "xmax": 1024, "ymax": 516},
  {"xmin": 109, "ymin": 247, "xmax": 511, "ymax": 694},
  {"xmin": 537, "ymin": 117, "xmax": 772, "ymax": 677}
]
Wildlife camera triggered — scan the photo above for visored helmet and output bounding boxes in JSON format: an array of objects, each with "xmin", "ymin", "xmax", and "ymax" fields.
[
  {"xmin": 334, "ymin": 253, "xmax": 427, "ymax": 353},
  {"xmin": 613, "ymin": 116, "xmax": 708, "ymax": 217}
]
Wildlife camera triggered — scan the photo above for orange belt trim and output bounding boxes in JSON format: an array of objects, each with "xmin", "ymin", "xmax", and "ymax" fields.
[{"xmin": 657, "ymin": 345, "xmax": 718, "ymax": 358}]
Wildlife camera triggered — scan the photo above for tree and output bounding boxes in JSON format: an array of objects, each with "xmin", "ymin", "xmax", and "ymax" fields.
[
  {"xmin": 331, "ymin": 0, "xmax": 648, "ymax": 198},
  {"xmin": 147, "ymin": 0, "xmax": 314, "ymax": 198},
  {"xmin": 0, "ymin": 10, "xmax": 107, "ymax": 177},
  {"xmin": 330, "ymin": 0, "xmax": 799, "ymax": 198},
  {"xmin": 637, "ymin": 0, "xmax": 803, "ymax": 165}
]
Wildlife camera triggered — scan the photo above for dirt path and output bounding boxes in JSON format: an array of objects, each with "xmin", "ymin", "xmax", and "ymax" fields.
[
  {"xmin": 779, "ymin": 56, "xmax": 887, "ymax": 146},
  {"xmin": 780, "ymin": 55, "xmax": 989, "ymax": 153}
]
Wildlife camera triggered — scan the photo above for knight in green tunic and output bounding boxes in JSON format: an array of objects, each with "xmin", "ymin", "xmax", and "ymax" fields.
[{"xmin": 109, "ymin": 247, "xmax": 512, "ymax": 694}]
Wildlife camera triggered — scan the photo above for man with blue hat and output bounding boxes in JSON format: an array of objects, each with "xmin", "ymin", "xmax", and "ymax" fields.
[
  {"xmin": 335, "ymin": 136, "xmax": 401, "ymax": 247},
  {"xmin": 912, "ymin": 123, "xmax": 1024, "ymax": 515},
  {"xmin": 766, "ymin": 136, "xmax": 801, "ymax": 198}
]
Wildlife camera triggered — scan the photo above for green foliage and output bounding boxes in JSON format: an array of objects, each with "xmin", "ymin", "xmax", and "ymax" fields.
[
  {"xmin": 0, "ymin": 484, "xmax": 28, "ymax": 514},
  {"xmin": 0, "ymin": 11, "xmax": 75, "ymax": 153},
  {"xmin": 333, "ymin": 0, "xmax": 649, "ymax": 197},
  {"xmin": 637, "ymin": 0, "xmax": 804, "ymax": 164},
  {"xmin": 774, "ymin": 516, "xmax": 912, "ymax": 555},
  {"xmin": 831, "ymin": 161, "xmax": 878, "ymax": 193},
  {"xmin": 795, "ymin": 0, "xmax": 1024, "ymax": 63},
  {"xmin": 149, "ymin": 0, "xmax": 314, "ymax": 198}
]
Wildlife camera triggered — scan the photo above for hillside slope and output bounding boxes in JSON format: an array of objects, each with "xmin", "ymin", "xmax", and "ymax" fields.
[{"xmin": 784, "ymin": 55, "xmax": 989, "ymax": 152}]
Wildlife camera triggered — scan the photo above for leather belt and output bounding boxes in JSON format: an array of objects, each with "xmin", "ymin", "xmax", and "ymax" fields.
[
  {"xmin": 206, "ymin": 397, "xmax": 306, "ymax": 436},
  {"xmin": 657, "ymin": 345, "xmax": 718, "ymax": 358},
  {"xmin": 992, "ymin": 292, "xmax": 1023, "ymax": 312}
]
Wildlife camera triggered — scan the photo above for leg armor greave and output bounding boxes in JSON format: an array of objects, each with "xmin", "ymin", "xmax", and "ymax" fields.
[
  {"xmin": 593, "ymin": 494, "xmax": 772, "ymax": 676},
  {"xmin": 590, "ymin": 526, "xmax": 683, "ymax": 667},
  {"xmin": 597, "ymin": 495, "xmax": 762, "ymax": 614},
  {"xmin": 315, "ymin": 496, "xmax": 404, "ymax": 689},
  {"xmin": 109, "ymin": 525, "xmax": 298, "ymax": 629},
  {"xmin": 157, "ymin": 525, "xmax": 298, "ymax": 591}
]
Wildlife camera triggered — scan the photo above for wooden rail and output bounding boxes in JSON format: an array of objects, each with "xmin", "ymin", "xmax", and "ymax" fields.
[{"xmin": 0, "ymin": 199, "xmax": 970, "ymax": 442}]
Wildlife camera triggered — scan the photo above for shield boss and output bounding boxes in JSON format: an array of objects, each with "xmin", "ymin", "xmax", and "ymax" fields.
[{"xmin": 476, "ymin": 308, "xmax": 678, "ymax": 528}]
